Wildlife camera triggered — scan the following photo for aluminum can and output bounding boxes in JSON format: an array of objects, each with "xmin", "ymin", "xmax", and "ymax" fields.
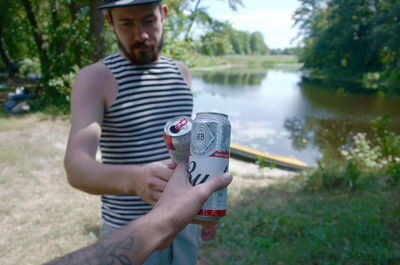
[
  {"xmin": 189, "ymin": 112, "xmax": 231, "ymax": 221},
  {"xmin": 163, "ymin": 116, "xmax": 192, "ymax": 165}
]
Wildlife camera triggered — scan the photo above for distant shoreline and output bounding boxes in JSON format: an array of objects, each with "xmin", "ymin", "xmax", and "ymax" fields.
[{"xmin": 189, "ymin": 54, "xmax": 303, "ymax": 71}]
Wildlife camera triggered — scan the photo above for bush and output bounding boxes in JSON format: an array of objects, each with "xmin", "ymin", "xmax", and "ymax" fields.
[
  {"xmin": 32, "ymin": 66, "xmax": 79, "ymax": 114},
  {"xmin": 19, "ymin": 57, "xmax": 41, "ymax": 77},
  {"xmin": 307, "ymin": 114, "xmax": 400, "ymax": 190},
  {"xmin": 371, "ymin": 114, "xmax": 400, "ymax": 184},
  {"xmin": 47, "ymin": 65, "xmax": 79, "ymax": 104}
]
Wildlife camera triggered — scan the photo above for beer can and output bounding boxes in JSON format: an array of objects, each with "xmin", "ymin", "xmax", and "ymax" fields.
[
  {"xmin": 189, "ymin": 112, "xmax": 231, "ymax": 221},
  {"xmin": 163, "ymin": 116, "xmax": 192, "ymax": 165}
]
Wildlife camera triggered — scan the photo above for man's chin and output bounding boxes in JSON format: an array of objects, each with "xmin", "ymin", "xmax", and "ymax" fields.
[{"xmin": 127, "ymin": 51, "xmax": 159, "ymax": 65}]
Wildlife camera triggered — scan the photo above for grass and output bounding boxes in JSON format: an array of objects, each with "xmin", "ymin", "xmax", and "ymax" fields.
[
  {"xmin": 0, "ymin": 114, "xmax": 399, "ymax": 264},
  {"xmin": 199, "ymin": 177, "xmax": 400, "ymax": 264}
]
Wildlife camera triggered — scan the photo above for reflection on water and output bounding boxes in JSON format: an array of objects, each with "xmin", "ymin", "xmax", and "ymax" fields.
[
  {"xmin": 191, "ymin": 70, "xmax": 267, "ymax": 98},
  {"xmin": 191, "ymin": 69, "xmax": 400, "ymax": 166},
  {"xmin": 284, "ymin": 117, "xmax": 374, "ymax": 161},
  {"xmin": 298, "ymin": 79, "xmax": 400, "ymax": 121},
  {"xmin": 197, "ymin": 70, "xmax": 267, "ymax": 86}
]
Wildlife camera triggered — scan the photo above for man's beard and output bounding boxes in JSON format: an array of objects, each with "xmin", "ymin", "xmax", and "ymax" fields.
[{"xmin": 117, "ymin": 33, "xmax": 164, "ymax": 65}]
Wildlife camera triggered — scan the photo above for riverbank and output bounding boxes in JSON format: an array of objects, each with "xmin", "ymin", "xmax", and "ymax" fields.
[{"xmin": 190, "ymin": 54, "xmax": 302, "ymax": 71}]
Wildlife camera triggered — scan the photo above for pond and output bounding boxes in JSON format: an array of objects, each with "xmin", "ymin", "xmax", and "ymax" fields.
[{"xmin": 191, "ymin": 69, "xmax": 400, "ymax": 167}]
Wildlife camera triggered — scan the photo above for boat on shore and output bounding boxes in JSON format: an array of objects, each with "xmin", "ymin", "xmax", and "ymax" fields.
[{"xmin": 230, "ymin": 143, "xmax": 308, "ymax": 171}]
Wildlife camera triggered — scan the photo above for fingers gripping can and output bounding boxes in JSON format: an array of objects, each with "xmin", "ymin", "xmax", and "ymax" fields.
[
  {"xmin": 163, "ymin": 116, "xmax": 193, "ymax": 165},
  {"xmin": 189, "ymin": 112, "xmax": 231, "ymax": 221}
]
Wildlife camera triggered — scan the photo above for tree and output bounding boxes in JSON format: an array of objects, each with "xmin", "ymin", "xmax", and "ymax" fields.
[
  {"xmin": 163, "ymin": 0, "xmax": 245, "ymax": 61},
  {"xmin": 294, "ymin": 0, "xmax": 400, "ymax": 86},
  {"xmin": 14, "ymin": 0, "xmax": 104, "ymax": 102},
  {"xmin": 237, "ymin": 31, "xmax": 251, "ymax": 55},
  {"xmin": 182, "ymin": 0, "xmax": 243, "ymax": 41},
  {"xmin": 3, "ymin": 0, "xmax": 272, "ymax": 110},
  {"xmin": 293, "ymin": 0, "xmax": 327, "ymax": 39},
  {"xmin": 250, "ymin": 31, "xmax": 268, "ymax": 55},
  {"xmin": 20, "ymin": 0, "xmax": 51, "ymax": 80},
  {"xmin": 90, "ymin": 0, "xmax": 105, "ymax": 61},
  {"xmin": 373, "ymin": 0, "xmax": 400, "ymax": 80},
  {"xmin": 200, "ymin": 21, "xmax": 234, "ymax": 56},
  {"xmin": 0, "ymin": 1, "xmax": 19, "ymax": 69}
]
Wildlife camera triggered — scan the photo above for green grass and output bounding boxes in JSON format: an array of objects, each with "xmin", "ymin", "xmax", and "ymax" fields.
[{"xmin": 199, "ymin": 176, "xmax": 400, "ymax": 264}]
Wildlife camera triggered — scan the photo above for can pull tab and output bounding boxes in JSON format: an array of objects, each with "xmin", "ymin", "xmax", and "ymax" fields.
[{"xmin": 175, "ymin": 118, "xmax": 188, "ymax": 130}]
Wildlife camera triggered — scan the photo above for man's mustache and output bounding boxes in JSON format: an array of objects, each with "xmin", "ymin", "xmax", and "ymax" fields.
[{"xmin": 131, "ymin": 41, "xmax": 154, "ymax": 49}]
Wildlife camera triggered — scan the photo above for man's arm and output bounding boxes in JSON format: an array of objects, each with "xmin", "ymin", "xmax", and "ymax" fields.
[
  {"xmin": 64, "ymin": 62, "xmax": 174, "ymax": 204},
  {"xmin": 44, "ymin": 164, "xmax": 233, "ymax": 265}
]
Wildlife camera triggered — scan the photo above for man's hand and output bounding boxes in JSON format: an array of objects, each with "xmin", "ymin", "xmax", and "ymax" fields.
[
  {"xmin": 44, "ymin": 163, "xmax": 232, "ymax": 265},
  {"xmin": 135, "ymin": 160, "xmax": 176, "ymax": 205},
  {"xmin": 151, "ymin": 163, "xmax": 233, "ymax": 250}
]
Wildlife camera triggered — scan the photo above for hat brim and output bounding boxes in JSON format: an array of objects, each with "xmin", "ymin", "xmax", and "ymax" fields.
[{"xmin": 98, "ymin": 0, "xmax": 161, "ymax": 9}]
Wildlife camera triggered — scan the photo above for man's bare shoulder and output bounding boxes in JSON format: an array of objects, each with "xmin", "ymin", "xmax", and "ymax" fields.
[
  {"xmin": 73, "ymin": 61, "xmax": 114, "ymax": 94},
  {"xmin": 173, "ymin": 60, "xmax": 191, "ymax": 88},
  {"xmin": 76, "ymin": 62, "xmax": 111, "ymax": 84},
  {"xmin": 173, "ymin": 60, "xmax": 190, "ymax": 74}
]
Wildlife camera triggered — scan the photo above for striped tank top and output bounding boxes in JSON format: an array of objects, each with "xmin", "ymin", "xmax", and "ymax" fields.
[{"xmin": 100, "ymin": 53, "xmax": 193, "ymax": 228}]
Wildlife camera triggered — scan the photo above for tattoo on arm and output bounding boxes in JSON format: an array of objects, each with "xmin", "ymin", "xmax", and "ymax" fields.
[{"xmin": 47, "ymin": 236, "xmax": 135, "ymax": 265}]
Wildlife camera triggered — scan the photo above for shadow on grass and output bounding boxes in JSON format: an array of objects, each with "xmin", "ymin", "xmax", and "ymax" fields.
[
  {"xmin": 199, "ymin": 178, "xmax": 400, "ymax": 265},
  {"xmin": 84, "ymin": 225, "xmax": 101, "ymax": 241}
]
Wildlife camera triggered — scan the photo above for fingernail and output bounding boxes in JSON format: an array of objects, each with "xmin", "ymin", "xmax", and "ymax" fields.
[{"xmin": 224, "ymin": 173, "xmax": 233, "ymax": 182}]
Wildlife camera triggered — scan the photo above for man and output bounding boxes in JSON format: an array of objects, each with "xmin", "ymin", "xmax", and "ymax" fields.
[
  {"xmin": 64, "ymin": 0, "xmax": 210, "ymax": 264},
  {"xmin": 45, "ymin": 164, "xmax": 233, "ymax": 265}
]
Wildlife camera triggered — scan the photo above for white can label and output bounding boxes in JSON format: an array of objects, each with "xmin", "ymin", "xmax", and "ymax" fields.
[
  {"xmin": 189, "ymin": 156, "xmax": 229, "ymax": 217},
  {"xmin": 189, "ymin": 112, "xmax": 231, "ymax": 220}
]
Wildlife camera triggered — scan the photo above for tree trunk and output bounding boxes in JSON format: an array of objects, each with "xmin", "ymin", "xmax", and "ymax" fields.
[
  {"xmin": 0, "ymin": 25, "xmax": 10, "ymax": 67},
  {"xmin": 50, "ymin": 0, "xmax": 63, "ymax": 58},
  {"xmin": 20, "ymin": 0, "xmax": 50, "ymax": 81},
  {"xmin": 90, "ymin": 0, "xmax": 106, "ymax": 61},
  {"xmin": 184, "ymin": 0, "xmax": 202, "ymax": 41},
  {"xmin": 67, "ymin": 2, "xmax": 83, "ymax": 67}
]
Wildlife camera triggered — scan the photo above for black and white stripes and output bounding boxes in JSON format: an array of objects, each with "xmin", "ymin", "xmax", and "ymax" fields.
[{"xmin": 99, "ymin": 53, "xmax": 193, "ymax": 228}]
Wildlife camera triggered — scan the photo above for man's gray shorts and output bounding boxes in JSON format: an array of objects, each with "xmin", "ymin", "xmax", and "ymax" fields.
[{"xmin": 101, "ymin": 222, "xmax": 200, "ymax": 265}]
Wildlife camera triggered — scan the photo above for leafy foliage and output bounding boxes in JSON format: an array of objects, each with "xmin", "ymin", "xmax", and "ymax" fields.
[
  {"xmin": 1, "ymin": 0, "xmax": 269, "ymax": 111},
  {"xmin": 47, "ymin": 65, "xmax": 80, "ymax": 108},
  {"xmin": 294, "ymin": 0, "xmax": 400, "ymax": 87},
  {"xmin": 199, "ymin": 22, "xmax": 268, "ymax": 56}
]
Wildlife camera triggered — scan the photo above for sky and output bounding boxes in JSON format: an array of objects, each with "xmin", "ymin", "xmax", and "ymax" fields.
[{"xmin": 199, "ymin": 0, "xmax": 302, "ymax": 49}]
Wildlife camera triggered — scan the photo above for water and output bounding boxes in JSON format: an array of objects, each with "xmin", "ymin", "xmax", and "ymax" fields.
[{"xmin": 191, "ymin": 69, "xmax": 400, "ymax": 167}]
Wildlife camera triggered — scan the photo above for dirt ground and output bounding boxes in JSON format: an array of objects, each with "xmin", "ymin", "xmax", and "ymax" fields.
[{"xmin": 0, "ymin": 114, "xmax": 297, "ymax": 265}]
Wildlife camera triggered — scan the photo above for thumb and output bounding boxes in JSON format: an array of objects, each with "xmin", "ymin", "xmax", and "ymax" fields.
[{"xmin": 197, "ymin": 173, "xmax": 233, "ymax": 196}]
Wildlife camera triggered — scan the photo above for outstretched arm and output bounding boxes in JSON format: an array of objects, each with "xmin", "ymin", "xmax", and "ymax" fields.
[
  {"xmin": 44, "ymin": 164, "xmax": 233, "ymax": 265},
  {"xmin": 64, "ymin": 62, "xmax": 175, "ymax": 205}
]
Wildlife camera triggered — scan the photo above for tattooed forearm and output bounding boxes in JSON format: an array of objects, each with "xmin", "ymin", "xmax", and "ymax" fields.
[{"xmin": 45, "ymin": 236, "xmax": 135, "ymax": 265}]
